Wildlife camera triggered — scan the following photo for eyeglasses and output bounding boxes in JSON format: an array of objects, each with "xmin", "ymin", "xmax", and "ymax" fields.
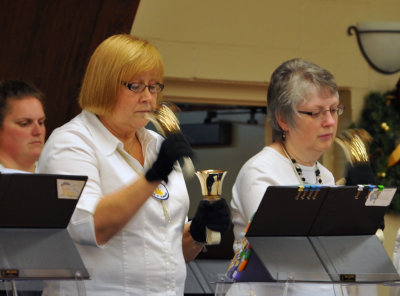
[
  {"xmin": 122, "ymin": 82, "xmax": 164, "ymax": 94},
  {"xmin": 297, "ymin": 104, "xmax": 345, "ymax": 120}
]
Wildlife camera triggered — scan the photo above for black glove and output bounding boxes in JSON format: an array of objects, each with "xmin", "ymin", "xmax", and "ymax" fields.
[
  {"xmin": 145, "ymin": 133, "xmax": 193, "ymax": 182},
  {"xmin": 345, "ymin": 163, "xmax": 377, "ymax": 185},
  {"xmin": 345, "ymin": 163, "xmax": 384, "ymax": 230},
  {"xmin": 190, "ymin": 198, "xmax": 231, "ymax": 243}
]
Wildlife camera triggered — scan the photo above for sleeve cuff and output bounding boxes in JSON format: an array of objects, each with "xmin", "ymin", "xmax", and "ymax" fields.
[{"xmin": 68, "ymin": 208, "xmax": 102, "ymax": 247}]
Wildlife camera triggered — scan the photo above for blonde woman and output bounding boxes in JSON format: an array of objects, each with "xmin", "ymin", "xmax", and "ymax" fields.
[{"xmin": 38, "ymin": 34, "xmax": 230, "ymax": 296}]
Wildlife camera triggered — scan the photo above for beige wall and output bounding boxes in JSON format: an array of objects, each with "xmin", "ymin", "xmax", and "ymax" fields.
[
  {"xmin": 132, "ymin": 3, "xmax": 400, "ymax": 293},
  {"xmin": 131, "ymin": 0, "xmax": 400, "ymax": 123}
]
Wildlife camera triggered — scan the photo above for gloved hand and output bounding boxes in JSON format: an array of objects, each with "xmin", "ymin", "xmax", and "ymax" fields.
[
  {"xmin": 345, "ymin": 163, "xmax": 385, "ymax": 230},
  {"xmin": 345, "ymin": 163, "xmax": 377, "ymax": 185},
  {"xmin": 190, "ymin": 198, "xmax": 231, "ymax": 243},
  {"xmin": 145, "ymin": 133, "xmax": 193, "ymax": 182}
]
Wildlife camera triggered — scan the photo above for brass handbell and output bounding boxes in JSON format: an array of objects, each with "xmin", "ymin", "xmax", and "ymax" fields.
[
  {"xmin": 195, "ymin": 170, "xmax": 227, "ymax": 200},
  {"xmin": 147, "ymin": 102, "xmax": 181, "ymax": 136},
  {"xmin": 146, "ymin": 102, "xmax": 195, "ymax": 177},
  {"xmin": 195, "ymin": 169, "xmax": 227, "ymax": 245},
  {"xmin": 335, "ymin": 128, "xmax": 372, "ymax": 165}
]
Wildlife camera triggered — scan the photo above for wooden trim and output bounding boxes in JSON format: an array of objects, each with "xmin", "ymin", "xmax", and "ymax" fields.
[
  {"xmin": 163, "ymin": 77, "xmax": 268, "ymax": 106},
  {"xmin": 162, "ymin": 77, "xmax": 351, "ymax": 107}
]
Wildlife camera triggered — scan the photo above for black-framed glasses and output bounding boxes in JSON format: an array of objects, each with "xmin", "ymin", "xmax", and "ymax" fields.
[
  {"xmin": 297, "ymin": 104, "xmax": 345, "ymax": 120},
  {"xmin": 122, "ymin": 82, "xmax": 164, "ymax": 94}
]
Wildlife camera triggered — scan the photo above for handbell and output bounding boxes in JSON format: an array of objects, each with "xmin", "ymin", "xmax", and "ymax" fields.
[
  {"xmin": 147, "ymin": 102, "xmax": 181, "ymax": 136},
  {"xmin": 335, "ymin": 128, "xmax": 371, "ymax": 165},
  {"xmin": 195, "ymin": 169, "xmax": 227, "ymax": 200},
  {"xmin": 195, "ymin": 169, "xmax": 227, "ymax": 245},
  {"xmin": 146, "ymin": 102, "xmax": 195, "ymax": 177}
]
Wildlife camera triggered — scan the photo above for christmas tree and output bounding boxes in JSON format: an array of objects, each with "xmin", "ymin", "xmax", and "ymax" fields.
[{"xmin": 356, "ymin": 79, "xmax": 400, "ymax": 212}]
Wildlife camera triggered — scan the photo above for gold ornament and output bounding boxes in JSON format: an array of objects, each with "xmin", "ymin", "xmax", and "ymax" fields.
[
  {"xmin": 377, "ymin": 172, "xmax": 386, "ymax": 178},
  {"xmin": 381, "ymin": 122, "xmax": 390, "ymax": 132},
  {"xmin": 385, "ymin": 95, "xmax": 395, "ymax": 106}
]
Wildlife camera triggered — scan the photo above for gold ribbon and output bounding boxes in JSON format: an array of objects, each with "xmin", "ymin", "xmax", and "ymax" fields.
[{"xmin": 389, "ymin": 144, "xmax": 400, "ymax": 167}]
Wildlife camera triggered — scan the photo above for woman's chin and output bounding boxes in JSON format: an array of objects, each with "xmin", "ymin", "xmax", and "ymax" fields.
[
  {"xmin": 313, "ymin": 139, "xmax": 334, "ymax": 153},
  {"xmin": 30, "ymin": 150, "xmax": 43, "ymax": 160}
]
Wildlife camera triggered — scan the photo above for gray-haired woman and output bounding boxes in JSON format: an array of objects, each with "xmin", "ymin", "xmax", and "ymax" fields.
[{"xmin": 231, "ymin": 58, "xmax": 343, "ymax": 252}]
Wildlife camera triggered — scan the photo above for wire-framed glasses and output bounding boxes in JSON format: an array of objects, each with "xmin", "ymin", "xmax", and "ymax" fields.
[
  {"xmin": 122, "ymin": 82, "xmax": 164, "ymax": 94},
  {"xmin": 297, "ymin": 104, "xmax": 345, "ymax": 120}
]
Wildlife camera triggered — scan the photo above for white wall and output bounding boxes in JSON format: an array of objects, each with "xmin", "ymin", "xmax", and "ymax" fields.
[{"xmin": 133, "ymin": 5, "xmax": 400, "ymax": 293}]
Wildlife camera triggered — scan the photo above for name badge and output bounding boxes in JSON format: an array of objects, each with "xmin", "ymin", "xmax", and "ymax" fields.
[{"xmin": 152, "ymin": 182, "xmax": 169, "ymax": 200}]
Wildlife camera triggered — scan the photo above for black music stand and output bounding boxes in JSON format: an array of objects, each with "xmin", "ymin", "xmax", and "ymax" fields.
[
  {"xmin": 0, "ymin": 173, "xmax": 89, "ymax": 295},
  {"xmin": 229, "ymin": 185, "xmax": 400, "ymax": 285}
]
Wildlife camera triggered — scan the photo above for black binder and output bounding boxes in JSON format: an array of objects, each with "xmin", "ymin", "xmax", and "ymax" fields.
[
  {"xmin": 0, "ymin": 173, "xmax": 90, "ymax": 280},
  {"xmin": 229, "ymin": 185, "xmax": 400, "ymax": 284}
]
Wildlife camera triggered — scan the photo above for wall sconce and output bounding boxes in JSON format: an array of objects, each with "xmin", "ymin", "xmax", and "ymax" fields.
[{"xmin": 348, "ymin": 22, "xmax": 400, "ymax": 74}]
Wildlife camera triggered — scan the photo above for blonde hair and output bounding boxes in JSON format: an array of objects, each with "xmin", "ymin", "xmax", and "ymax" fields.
[{"xmin": 79, "ymin": 34, "xmax": 164, "ymax": 116}]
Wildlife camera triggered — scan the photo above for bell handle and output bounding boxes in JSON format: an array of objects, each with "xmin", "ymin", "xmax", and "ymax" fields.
[
  {"xmin": 204, "ymin": 197, "xmax": 222, "ymax": 245},
  {"xmin": 181, "ymin": 156, "xmax": 195, "ymax": 178},
  {"xmin": 206, "ymin": 227, "xmax": 221, "ymax": 245}
]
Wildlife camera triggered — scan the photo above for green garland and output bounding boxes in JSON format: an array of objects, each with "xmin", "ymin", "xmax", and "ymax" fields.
[{"xmin": 355, "ymin": 88, "xmax": 400, "ymax": 212}]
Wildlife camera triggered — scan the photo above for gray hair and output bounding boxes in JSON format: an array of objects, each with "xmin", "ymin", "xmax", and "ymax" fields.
[{"xmin": 266, "ymin": 58, "xmax": 338, "ymax": 141}]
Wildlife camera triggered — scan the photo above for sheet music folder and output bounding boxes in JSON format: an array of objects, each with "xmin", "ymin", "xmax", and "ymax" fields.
[
  {"xmin": 233, "ymin": 185, "xmax": 400, "ymax": 284},
  {"xmin": 0, "ymin": 173, "xmax": 90, "ymax": 280}
]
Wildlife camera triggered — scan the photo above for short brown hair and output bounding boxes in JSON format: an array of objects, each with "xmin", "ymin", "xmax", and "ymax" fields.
[
  {"xmin": 0, "ymin": 80, "xmax": 45, "ymax": 127},
  {"xmin": 79, "ymin": 34, "xmax": 164, "ymax": 116}
]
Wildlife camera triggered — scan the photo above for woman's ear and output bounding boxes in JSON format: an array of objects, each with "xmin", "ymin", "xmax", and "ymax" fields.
[{"xmin": 276, "ymin": 113, "xmax": 289, "ymax": 132}]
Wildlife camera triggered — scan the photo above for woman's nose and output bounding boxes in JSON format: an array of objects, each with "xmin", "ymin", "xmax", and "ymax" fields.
[
  {"xmin": 139, "ymin": 88, "xmax": 157, "ymax": 107},
  {"xmin": 321, "ymin": 110, "xmax": 337, "ymax": 126},
  {"xmin": 141, "ymin": 87, "xmax": 153, "ymax": 100},
  {"xmin": 32, "ymin": 122, "xmax": 44, "ymax": 135}
]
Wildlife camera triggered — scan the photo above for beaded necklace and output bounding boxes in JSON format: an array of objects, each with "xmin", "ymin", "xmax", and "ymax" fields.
[{"xmin": 280, "ymin": 143, "xmax": 323, "ymax": 185}]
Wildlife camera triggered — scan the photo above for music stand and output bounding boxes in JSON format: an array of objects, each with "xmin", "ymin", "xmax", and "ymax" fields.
[
  {"xmin": 0, "ymin": 173, "xmax": 89, "ymax": 295},
  {"xmin": 228, "ymin": 185, "xmax": 400, "ymax": 285}
]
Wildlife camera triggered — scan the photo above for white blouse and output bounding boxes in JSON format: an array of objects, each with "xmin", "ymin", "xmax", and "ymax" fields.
[
  {"xmin": 231, "ymin": 146, "xmax": 335, "ymax": 251},
  {"xmin": 38, "ymin": 110, "xmax": 189, "ymax": 296}
]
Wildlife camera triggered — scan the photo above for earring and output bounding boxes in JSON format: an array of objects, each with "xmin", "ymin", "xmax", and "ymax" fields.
[{"xmin": 282, "ymin": 130, "xmax": 286, "ymax": 142}]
